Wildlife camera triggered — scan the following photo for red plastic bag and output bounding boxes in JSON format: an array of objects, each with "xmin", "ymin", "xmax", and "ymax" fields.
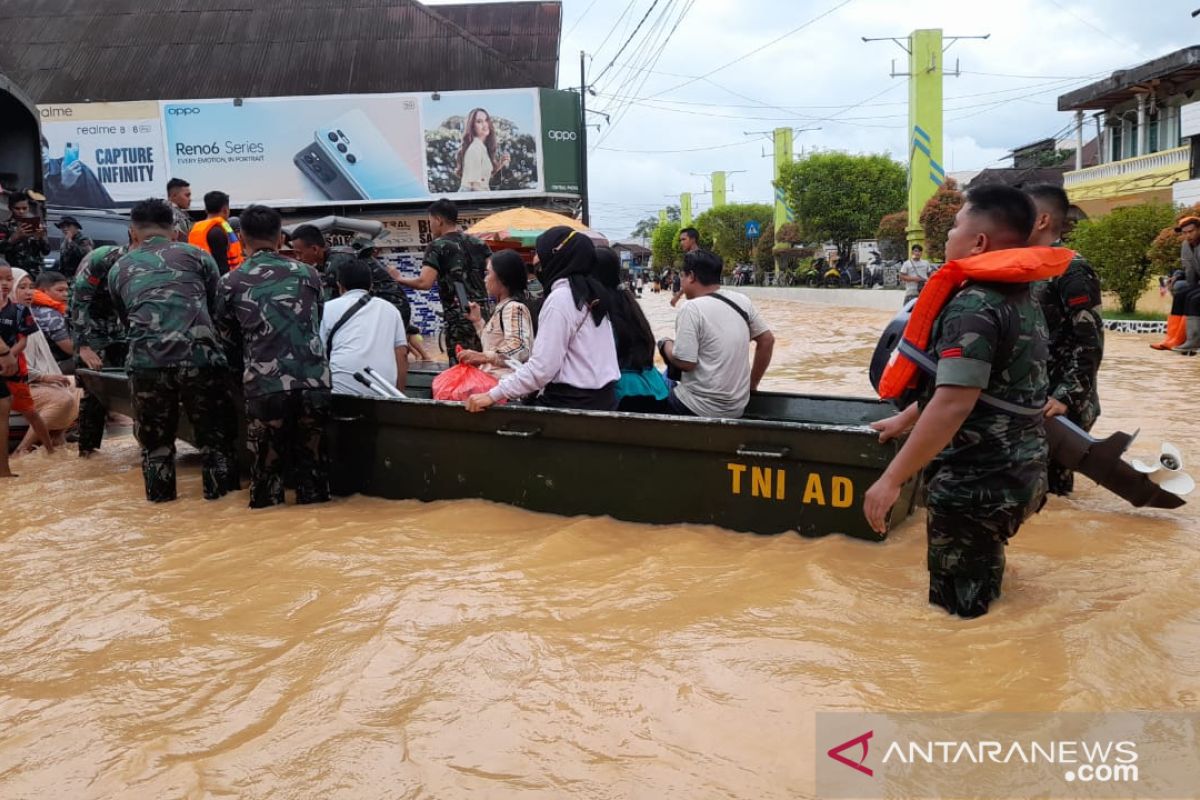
[{"xmin": 432, "ymin": 348, "xmax": 500, "ymax": 402}]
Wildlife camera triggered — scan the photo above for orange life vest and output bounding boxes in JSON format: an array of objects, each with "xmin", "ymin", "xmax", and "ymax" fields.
[
  {"xmin": 877, "ymin": 246, "xmax": 1075, "ymax": 401},
  {"xmin": 188, "ymin": 216, "xmax": 244, "ymax": 269}
]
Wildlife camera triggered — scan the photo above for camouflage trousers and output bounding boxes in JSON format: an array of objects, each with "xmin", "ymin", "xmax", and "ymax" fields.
[
  {"xmin": 129, "ymin": 367, "xmax": 238, "ymax": 502},
  {"xmin": 77, "ymin": 342, "xmax": 128, "ymax": 453},
  {"xmin": 443, "ymin": 316, "xmax": 482, "ymax": 364},
  {"xmin": 1048, "ymin": 404, "xmax": 1099, "ymax": 497},
  {"xmin": 245, "ymin": 388, "xmax": 331, "ymax": 509},
  {"xmin": 926, "ymin": 504, "xmax": 1036, "ymax": 619}
]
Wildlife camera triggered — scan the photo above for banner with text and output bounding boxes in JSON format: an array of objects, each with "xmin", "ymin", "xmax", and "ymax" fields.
[{"xmin": 37, "ymin": 89, "xmax": 581, "ymax": 209}]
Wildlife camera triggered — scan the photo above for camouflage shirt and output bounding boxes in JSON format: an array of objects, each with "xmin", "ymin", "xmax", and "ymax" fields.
[
  {"xmin": 920, "ymin": 281, "xmax": 1050, "ymax": 515},
  {"xmin": 215, "ymin": 250, "xmax": 329, "ymax": 399},
  {"xmin": 107, "ymin": 236, "xmax": 226, "ymax": 370},
  {"xmin": 172, "ymin": 205, "xmax": 193, "ymax": 241},
  {"xmin": 0, "ymin": 220, "xmax": 51, "ymax": 277},
  {"xmin": 1031, "ymin": 254, "xmax": 1103, "ymax": 429},
  {"xmin": 55, "ymin": 235, "xmax": 94, "ymax": 278},
  {"xmin": 71, "ymin": 245, "xmax": 128, "ymax": 350},
  {"xmin": 422, "ymin": 231, "xmax": 490, "ymax": 330}
]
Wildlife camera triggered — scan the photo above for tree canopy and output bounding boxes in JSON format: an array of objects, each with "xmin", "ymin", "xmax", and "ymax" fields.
[
  {"xmin": 629, "ymin": 204, "xmax": 681, "ymax": 239},
  {"xmin": 918, "ymin": 178, "xmax": 964, "ymax": 261},
  {"xmin": 1069, "ymin": 202, "xmax": 1177, "ymax": 313},
  {"xmin": 876, "ymin": 211, "xmax": 908, "ymax": 262},
  {"xmin": 651, "ymin": 220, "xmax": 682, "ymax": 270},
  {"xmin": 694, "ymin": 202, "xmax": 774, "ymax": 268},
  {"xmin": 777, "ymin": 151, "xmax": 905, "ymax": 262}
]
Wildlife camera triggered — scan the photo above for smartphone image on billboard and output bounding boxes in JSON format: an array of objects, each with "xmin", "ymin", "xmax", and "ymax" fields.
[
  {"xmin": 312, "ymin": 110, "xmax": 426, "ymax": 202},
  {"xmin": 293, "ymin": 141, "xmax": 363, "ymax": 202}
]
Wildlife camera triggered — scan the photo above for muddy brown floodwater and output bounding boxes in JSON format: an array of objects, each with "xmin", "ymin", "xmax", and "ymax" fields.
[{"xmin": 2, "ymin": 290, "xmax": 1197, "ymax": 799}]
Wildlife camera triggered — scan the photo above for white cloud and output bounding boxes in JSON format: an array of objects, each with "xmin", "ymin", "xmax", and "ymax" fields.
[{"xmin": 464, "ymin": 0, "xmax": 1198, "ymax": 237}]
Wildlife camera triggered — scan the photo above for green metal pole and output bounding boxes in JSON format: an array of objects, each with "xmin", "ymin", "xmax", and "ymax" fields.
[
  {"xmin": 711, "ymin": 171, "xmax": 727, "ymax": 207},
  {"xmin": 772, "ymin": 127, "xmax": 794, "ymax": 277},
  {"xmin": 907, "ymin": 29, "xmax": 944, "ymax": 249},
  {"xmin": 681, "ymin": 192, "xmax": 692, "ymax": 227}
]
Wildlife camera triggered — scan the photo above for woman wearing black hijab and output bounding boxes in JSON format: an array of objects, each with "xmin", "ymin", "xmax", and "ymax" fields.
[
  {"xmin": 594, "ymin": 247, "xmax": 669, "ymax": 412},
  {"xmin": 465, "ymin": 226, "xmax": 620, "ymax": 412}
]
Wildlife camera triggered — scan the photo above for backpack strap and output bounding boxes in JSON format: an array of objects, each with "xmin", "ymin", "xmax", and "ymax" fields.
[
  {"xmin": 706, "ymin": 291, "xmax": 751, "ymax": 329},
  {"xmin": 896, "ymin": 339, "xmax": 1042, "ymax": 418},
  {"xmin": 325, "ymin": 293, "xmax": 372, "ymax": 355}
]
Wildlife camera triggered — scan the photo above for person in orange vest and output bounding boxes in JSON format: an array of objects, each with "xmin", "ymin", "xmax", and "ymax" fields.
[{"xmin": 188, "ymin": 190, "xmax": 243, "ymax": 271}]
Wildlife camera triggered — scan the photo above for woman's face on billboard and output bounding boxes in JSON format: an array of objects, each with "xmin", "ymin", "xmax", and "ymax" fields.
[{"xmin": 473, "ymin": 112, "xmax": 491, "ymax": 138}]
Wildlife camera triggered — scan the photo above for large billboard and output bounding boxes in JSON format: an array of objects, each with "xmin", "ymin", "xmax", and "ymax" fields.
[{"xmin": 36, "ymin": 89, "xmax": 581, "ymax": 209}]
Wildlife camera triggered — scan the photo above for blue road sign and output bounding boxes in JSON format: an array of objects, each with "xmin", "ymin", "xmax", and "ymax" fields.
[{"xmin": 745, "ymin": 220, "xmax": 761, "ymax": 239}]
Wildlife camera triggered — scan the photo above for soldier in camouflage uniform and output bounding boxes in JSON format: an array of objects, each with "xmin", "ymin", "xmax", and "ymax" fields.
[
  {"xmin": 398, "ymin": 199, "xmax": 490, "ymax": 361},
  {"xmin": 1, "ymin": 192, "xmax": 51, "ymax": 280},
  {"xmin": 290, "ymin": 224, "xmax": 355, "ymax": 304},
  {"xmin": 108, "ymin": 199, "xmax": 237, "ymax": 502},
  {"xmin": 350, "ymin": 237, "xmax": 413, "ymax": 329},
  {"xmin": 71, "ymin": 243, "xmax": 129, "ymax": 454},
  {"xmin": 215, "ymin": 205, "xmax": 331, "ymax": 509},
  {"xmin": 864, "ymin": 186, "xmax": 1052, "ymax": 618},
  {"xmin": 53, "ymin": 216, "xmax": 94, "ymax": 279},
  {"xmin": 1026, "ymin": 184, "xmax": 1104, "ymax": 497}
]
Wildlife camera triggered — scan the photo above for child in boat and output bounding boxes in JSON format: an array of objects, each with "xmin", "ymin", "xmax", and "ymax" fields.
[{"xmin": 864, "ymin": 185, "xmax": 1068, "ymax": 619}]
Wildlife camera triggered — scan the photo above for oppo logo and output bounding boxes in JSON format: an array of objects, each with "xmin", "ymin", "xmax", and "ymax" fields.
[
  {"xmin": 167, "ymin": 107, "xmax": 202, "ymax": 116},
  {"xmin": 548, "ymin": 130, "xmax": 577, "ymax": 141}
]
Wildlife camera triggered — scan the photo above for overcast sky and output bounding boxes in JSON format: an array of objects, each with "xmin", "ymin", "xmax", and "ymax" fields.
[{"xmin": 439, "ymin": 0, "xmax": 1199, "ymax": 238}]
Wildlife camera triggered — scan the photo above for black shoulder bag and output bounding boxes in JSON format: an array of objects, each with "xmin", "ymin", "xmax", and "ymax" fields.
[{"xmin": 325, "ymin": 294, "xmax": 372, "ymax": 355}]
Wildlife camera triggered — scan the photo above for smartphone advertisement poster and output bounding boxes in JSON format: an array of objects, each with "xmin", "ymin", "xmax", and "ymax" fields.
[
  {"xmin": 36, "ymin": 88, "xmax": 580, "ymax": 210},
  {"xmin": 37, "ymin": 101, "xmax": 165, "ymax": 208}
]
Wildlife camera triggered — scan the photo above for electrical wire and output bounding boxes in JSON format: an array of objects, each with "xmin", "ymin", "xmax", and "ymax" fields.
[
  {"xmin": 591, "ymin": 0, "xmax": 663, "ymax": 85},
  {"xmin": 589, "ymin": 0, "xmax": 638, "ymax": 63},
  {"xmin": 595, "ymin": 138, "xmax": 760, "ymax": 154},
  {"xmin": 642, "ymin": 0, "xmax": 855, "ymax": 100},
  {"xmin": 564, "ymin": 0, "xmax": 602, "ymax": 38}
]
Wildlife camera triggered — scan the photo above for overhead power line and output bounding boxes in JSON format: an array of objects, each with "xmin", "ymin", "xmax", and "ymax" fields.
[
  {"xmin": 642, "ymin": 0, "xmax": 855, "ymax": 100},
  {"xmin": 595, "ymin": 138, "xmax": 758, "ymax": 154},
  {"xmin": 592, "ymin": 0, "xmax": 663, "ymax": 85}
]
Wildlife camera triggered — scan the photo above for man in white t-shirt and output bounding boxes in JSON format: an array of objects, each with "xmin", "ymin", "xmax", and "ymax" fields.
[
  {"xmin": 659, "ymin": 250, "xmax": 775, "ymax": 418},
  {"xmin": 320, "ymin": 258, "xmax": 408, "ymax": 396},
  {"xmin": 899, "ymin": 243, "xmax": 932, "ymax": 302}
]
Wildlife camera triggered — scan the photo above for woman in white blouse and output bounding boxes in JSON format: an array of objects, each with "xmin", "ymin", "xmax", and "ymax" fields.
[
  {"xmin": 465, "ymin": 228, "xmax": 619, "ymax": 412},
  {"xmin": 457, "ymin": 108, "xmax": 511, "ymax": 192},
  {"xmin": 459, "ymin": 250, "xmax": 534, "ymax": 379}
]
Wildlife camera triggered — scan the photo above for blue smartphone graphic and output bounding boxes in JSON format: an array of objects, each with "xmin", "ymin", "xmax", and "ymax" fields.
[
  {"xmin": 63, "ymin": 142, "xmax": 80, "ymax": 167},
  {"xmin": 314, "ymin": 110, "xmax": 426, "ymax": 201}
]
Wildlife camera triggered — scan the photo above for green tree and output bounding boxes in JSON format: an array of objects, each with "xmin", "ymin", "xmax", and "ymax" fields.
[
  {"xmin": 651, "ymin": 221, "xmax": 682, "ymax": 270},
  {"xmin": 694, "ymin": 202, "xmax": 774, "ymax": 267},
  {"xmin": 1069, "ymin": 202, "xmax": 1177, "ymax": 313},
  {"xmin": 876, "ymin": 210, "xmax": 908, "ymax": 262},
  {"xmin": 778, "ymin": 151, "xmax": 906, "ymax": 263},
  {"xmin": 754, "ymin": 221, "xmax": 776, "ymax": 273},
  {"xmin": 629, "ymin": 205, "xmax": 681, "ymax": 239},
  {"xmin": 918, "ymin": 178, "xmax": 964, "ymax": 261}
]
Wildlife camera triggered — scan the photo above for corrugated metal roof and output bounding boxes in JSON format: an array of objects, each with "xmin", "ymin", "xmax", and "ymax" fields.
[
  {"xmin": 0, "ymin": 0, "xmax": 559, "ymax": 104},
  {"xmin": 433, "ymin": 2, "xmax": 562, "ymax": 88}
]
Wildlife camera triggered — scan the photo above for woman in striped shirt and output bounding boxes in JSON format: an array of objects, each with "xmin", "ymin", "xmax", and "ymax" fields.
[{"xmin": 460, "ymin": 249, "xmax": 534, "ymax": 379}]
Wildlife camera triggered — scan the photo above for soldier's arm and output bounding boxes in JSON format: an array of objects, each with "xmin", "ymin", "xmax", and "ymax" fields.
[
  {"xmin": 199, "ymin": 251, "xmax": 221, "ymax": 316},
  {"xmin": 1050, "ymin": 268, "xmax": 1104, "ymax": 409},
  {"xmin": 398, "ymin": 265, "xmax": 438, "ymax": 291}
]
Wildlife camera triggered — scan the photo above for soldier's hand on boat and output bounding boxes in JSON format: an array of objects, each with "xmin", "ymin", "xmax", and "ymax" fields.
[
  {"xmin": 78, "ymin": 346, "xmax": 103, "ymax": 370},
  {"xmin": 864, "ymin": 476, "xmax": 901, "ymax": 535},
  {"xmin": 465, "ymin": 392, "xmax": 495, "ymax": 412},
  {"xmin": 1043, "ymin": 398, "xmax": 1068, "ymax": 418}
]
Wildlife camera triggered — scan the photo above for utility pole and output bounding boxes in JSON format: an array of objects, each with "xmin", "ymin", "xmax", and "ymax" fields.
[
  {"xmin": 712, "ymin": 171, "xmax": 727, "ymax": 207},
  {"xmin": 864, "ymin": 31, "xmax": 988, "ymax": 248},
  {"xmin": 579, "ymin": 50, "xmax": 590, "ymax": 227},
  {"xmin": 680, "ymin": 192, "xmax": 693, "ymax": 226}
]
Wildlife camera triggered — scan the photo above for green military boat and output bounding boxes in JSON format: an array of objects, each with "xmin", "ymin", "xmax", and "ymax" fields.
[{"xmin": 76, "ymin": 366, "xmax": 920, "ymax": 542}]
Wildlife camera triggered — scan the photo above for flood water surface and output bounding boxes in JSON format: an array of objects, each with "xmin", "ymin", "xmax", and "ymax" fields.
[{"xmin": 2, "ymin": 291, "xmax": 1197, "ymax": 798}]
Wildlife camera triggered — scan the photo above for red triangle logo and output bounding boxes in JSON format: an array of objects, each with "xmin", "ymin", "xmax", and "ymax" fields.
[{"xmin": 827, "ymin": 730, "xmax": 874, "ymax": 777}]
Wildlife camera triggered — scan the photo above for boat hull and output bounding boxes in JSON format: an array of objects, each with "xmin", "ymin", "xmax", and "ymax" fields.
[{"xmin": 77, "ymin": 368, "xmax": 918, "ymax": 541}]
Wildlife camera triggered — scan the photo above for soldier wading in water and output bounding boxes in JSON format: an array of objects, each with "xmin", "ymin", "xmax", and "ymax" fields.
[
  {"xmin": 865, "ymin": 185, "xmax": 1070, "ymax": 619},
  {"xmin": 106, "ymin": 199, "xmax": 238, "ymax": 502}
]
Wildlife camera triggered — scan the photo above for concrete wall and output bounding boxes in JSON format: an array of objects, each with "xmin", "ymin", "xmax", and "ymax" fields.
[{"xmin": 735, "ymin": 286, "xmax": 908, "ymax": 312}]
